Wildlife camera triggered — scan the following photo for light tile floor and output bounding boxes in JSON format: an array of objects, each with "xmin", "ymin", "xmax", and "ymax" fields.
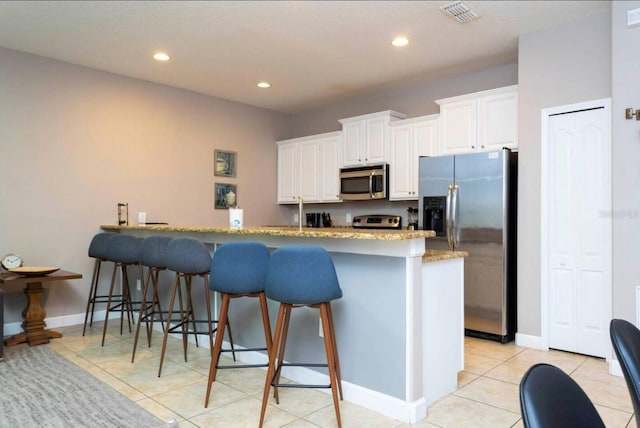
[{"xmin": 37, "ymin": 323, "xmax": 636, "ymax": 427}]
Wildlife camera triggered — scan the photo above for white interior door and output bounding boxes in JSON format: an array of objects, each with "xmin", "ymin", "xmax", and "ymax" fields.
[{"xmin": 546, "ymin": 105, "xmax": 611, "ymax": 358}]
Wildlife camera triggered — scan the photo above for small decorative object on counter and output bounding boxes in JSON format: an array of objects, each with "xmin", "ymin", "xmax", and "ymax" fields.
[
  {"xmin": 117, "ymin": 203, "xmax": 128, "ymax": 225},
  {"xmin": 229, "ymin": 207, "xmax": 243, "ymax": 230},
  {"xmin": 407, "ymin": 207, "xmax": 419, "ymax": 230},
  {"xmin": 322, "ymin": 212, "xmax": 332, "ymax": 227}
]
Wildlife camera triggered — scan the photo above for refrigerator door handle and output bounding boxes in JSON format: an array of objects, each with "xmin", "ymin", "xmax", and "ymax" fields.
[
  {"xmin": 446, "ymin": 185, "xmax": 453, "ymax": 250},
  {"xmin": 452, "ymin": 184, "xmax": 460, "ymax": 248}
]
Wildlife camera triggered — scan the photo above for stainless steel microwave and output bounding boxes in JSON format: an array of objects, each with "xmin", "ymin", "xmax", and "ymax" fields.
[{"xmin": 339, "ymin": 164, "xmax": 388, "ymax": 201}]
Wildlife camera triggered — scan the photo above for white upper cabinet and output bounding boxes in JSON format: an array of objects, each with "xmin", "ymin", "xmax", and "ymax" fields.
[
  {"xmin": 277, "ymin": 141, "xmax": 299, "ymax": 204},
  {"xmin": 318, "ymin": 133, "xmax": 341, "ymax": 202},
  {"xmin": 277, "ymin": 131, "xmax": 342, "ymax": 204},
  {"xmin": 436, "ymin": 85, "xmax": 518, "ymax": 155},
  {"xmin": 389, "ymin": 115, "xmax": 439, "ymax": 200},
  {"xmin": 339, "ymin": 111, "xmax": 405, "ymax": 167}
]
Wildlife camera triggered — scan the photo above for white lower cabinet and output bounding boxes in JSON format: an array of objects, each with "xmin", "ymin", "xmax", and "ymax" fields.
[
  {"xmin": 277, "ymin": 131, "xmax": 342, "ymax": 204},
  {"xmin": 389, "ymin": 115, "xmax": 438, "ymax": 200}
]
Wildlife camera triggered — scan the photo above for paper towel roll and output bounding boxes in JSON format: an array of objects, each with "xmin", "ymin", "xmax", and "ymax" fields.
[{"xmin": 229, "ymin": 208, "xmax": 243, "ymax": 230}]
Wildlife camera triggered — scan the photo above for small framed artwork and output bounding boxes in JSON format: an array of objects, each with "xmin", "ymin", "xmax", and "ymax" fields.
[
  {"xmin": 215, "ymin": 183, "xmax": 237, "ymax": 209},
  {"xmin": 214, "ymin": 149, "xmax": 237, "ymax": 177}
]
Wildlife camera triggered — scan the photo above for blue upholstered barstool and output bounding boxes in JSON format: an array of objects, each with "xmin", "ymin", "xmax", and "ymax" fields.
[
  {"xmin": 131, "ymin": 235, "xmax": 173, "ymax": 363},
  {"xmin": 83, "ymin": 232, "xmax": 116, "ymax": 336},
  {"xmin": 158, "ymin": 238, "xmax": 235, "ymax": 377},
  {"xmin": 259, "ymin": 246, "xmax": 343, "ymax": 428},
  {"xmin": 101, "ymin": 234, "xmax": 143, "ymax": 346},
  {"xmin": 205, "ymin": 242, "xmax": 272, "ymax": 407}
]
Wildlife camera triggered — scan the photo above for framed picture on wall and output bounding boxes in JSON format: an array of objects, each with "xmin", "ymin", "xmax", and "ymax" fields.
[
  {"xmin": 215, "ymin": 183, "xmax": 237, "ymax": 209},
  {"xmin": 214, "ymin": 149, "xmax": 237, "ymax": 177}
]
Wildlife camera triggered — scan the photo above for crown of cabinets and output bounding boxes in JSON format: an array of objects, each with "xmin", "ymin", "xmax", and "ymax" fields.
[
  {"xmin": 338, "ymin": 111, "xmax": 406, "ymax": 167},
  {"xmin": 276, "ymin": 85, "xmax": 518, "ymax": 204},
  {"xmin": 436, "ymin": 85, "xmax": 518, "ymax": 155},
  {"xmin": 389, "ymin": 115, "xmax": 439, "ymax": 200},
  {"xmin": 277, "ymin": 131, "xmax": 342, "ymax": 204}
]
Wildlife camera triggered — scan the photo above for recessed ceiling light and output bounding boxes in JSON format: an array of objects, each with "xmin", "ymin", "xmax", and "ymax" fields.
[
  {"xmin": 257, "ymin": 82, "xmax": 271, "ymax": 88},
  {"xmin": 392, "ymin": 37, "xmax": 409, "ymax": 47},
  {"xmin": 153, "ymin": 52, "xmax": 171, "ymax": 61}
]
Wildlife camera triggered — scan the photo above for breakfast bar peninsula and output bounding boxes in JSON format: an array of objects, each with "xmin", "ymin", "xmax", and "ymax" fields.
[{"xmin": 101, "ymin": 224, "xmax": 465, "ymax": 423}]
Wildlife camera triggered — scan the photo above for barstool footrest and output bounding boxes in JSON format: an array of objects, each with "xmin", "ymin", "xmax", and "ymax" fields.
[
  {"xmin": 139, "ymin": 309, "xmax": 169, "ymax": 323},
  {"xmin": 166, "ymin": 318, "xmax": 223, "ymax": 335},
  {"xmin": 216, "ymin": 347, "xmax": 268, "ymax": 369},
  {"xmin": 218, "ymin": 362, "xmax": 269, "ymax": 369},
  {"xmin": 271, "ymin": 362, "xmax": 332, "ymax": 389},
  {"xmin": 272, "ymin": 383, "xmax": 331, "ymax": 389}
]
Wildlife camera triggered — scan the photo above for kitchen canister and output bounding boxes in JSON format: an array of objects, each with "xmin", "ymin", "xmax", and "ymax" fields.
[{"xmin": 229, "ymin": 208, "xmax": 243, "ymax": 230}]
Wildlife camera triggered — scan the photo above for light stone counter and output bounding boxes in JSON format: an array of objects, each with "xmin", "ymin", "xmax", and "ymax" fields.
[
  {"xmin": 101, "ymin": 224, "xmax": 435, "ymax": 241},
  {"xmin": 100, "ymin": 223, "xmax": 463, "ymax": 423},
  {"xmin": 422, "ymin": 249, "xmax": 468, "ymax": 263}
]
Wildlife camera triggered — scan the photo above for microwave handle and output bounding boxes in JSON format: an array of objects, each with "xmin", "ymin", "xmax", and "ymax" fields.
[
  {"xmin": 446, "ymin": 186, "xmax": 453, "ymax": 250},
  {"xmin": 369, "ymin": 173, "xmax": 374, "ymax": 198}
]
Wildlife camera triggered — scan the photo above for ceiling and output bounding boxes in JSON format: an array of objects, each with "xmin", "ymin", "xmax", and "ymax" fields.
[{"xmin": 0, "ymin": 1, "xmax": 611, "ymax": 114}]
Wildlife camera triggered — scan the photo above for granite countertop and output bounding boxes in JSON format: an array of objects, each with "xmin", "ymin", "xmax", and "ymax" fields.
[
  {"xmin": 100, "ymin": 224, "xmax": 436, "ymax": 241},
  {"xmin": 422, "ymin": 249, "xmax": 468, "ymax": 262}
]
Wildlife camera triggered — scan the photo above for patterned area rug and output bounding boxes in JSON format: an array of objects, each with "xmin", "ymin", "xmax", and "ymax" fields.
[{"xmin": 0, "ymin": 345, "xmax": 167, "ymax": 428}]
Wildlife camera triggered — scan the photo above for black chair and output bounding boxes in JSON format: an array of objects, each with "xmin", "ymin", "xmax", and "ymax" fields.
[
  {"xmin": 519, "ymin": 363, "xmax": 604, "ymax": 428},
  {"xmin": 610, "ymin": 318, "xmax": 640, "ymax": 427}
]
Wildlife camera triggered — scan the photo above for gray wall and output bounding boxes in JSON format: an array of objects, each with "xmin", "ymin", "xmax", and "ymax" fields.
[
  {"xmin": 291, "ymin": 63, "xmax": 517, "ymax": 138},
  {"xmin": 0, "ymin": 47, "xmax": 291, "ymax": 324},
  {"xmin": 612, "ymin": 1, "xmax": 640, "ymax": 323},
  {"xmin": 516, "ymin": 11, "xmax": 611, "ymax": 336}
]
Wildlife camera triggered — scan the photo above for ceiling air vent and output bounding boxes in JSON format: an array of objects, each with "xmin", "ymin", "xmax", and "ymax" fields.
[{"xmin": 441, "ymin": 1, "xmax": 480, "ymax": 23}]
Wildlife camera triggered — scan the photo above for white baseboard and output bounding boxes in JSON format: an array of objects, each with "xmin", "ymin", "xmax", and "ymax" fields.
[
  {"xmin": 515, "ymin": 332, "xmax": 546, "ymax": 350},
  {"xmin": 609, "ymin": 359, "xmax": 623, "ymax": 377},
  {"xmin": 3, "ymin": 311, "xmax": 423, "ymax": 423}
]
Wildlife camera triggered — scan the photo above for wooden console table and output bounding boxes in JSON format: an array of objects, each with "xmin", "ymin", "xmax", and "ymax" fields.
[{"xmin": 0, "ymin": 270, "xmax": 82, "ymax": 346}]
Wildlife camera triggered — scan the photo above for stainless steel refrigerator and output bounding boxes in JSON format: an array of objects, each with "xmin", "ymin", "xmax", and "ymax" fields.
[{"xmin": 419, "ymin": 148, "xmax": 517, "ymax": 343}]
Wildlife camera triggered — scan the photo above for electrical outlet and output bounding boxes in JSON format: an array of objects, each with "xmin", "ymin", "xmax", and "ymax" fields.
[
  {"xmin": 138, "ymin": 212, "xmax": 146, "ymax": 224},
  {"xmin": 319, "ymin": 318, "xmax": 324, "ymax": 338},
  {"xmin": 136, "ymin": 279, "xmax": 141, "ymax": 291},
  {"xmin": 346, "ymin": 213, "xmax": 352, "ymax": 223},
  {"xmin": 293, "ymin": 213, "xmax": 299, "ymax": 224}
]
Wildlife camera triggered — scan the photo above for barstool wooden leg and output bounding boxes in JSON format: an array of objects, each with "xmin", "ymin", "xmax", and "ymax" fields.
[
  {"xmin": 183, "ymin": 277, "xmax": 193, "ymax": 359},
  {"xmin": 101, "ymin": 263, "xmax": 120, "ymax": 346},
  {"xmin": 259, "ymin": 292, "xmax": 273, "ymax": 353},
  {"xmin": 327, "ymin": 302, "xmax": 343, "ymax": 400},
  {"xmin": 83, "ymin": 258, "xmax": 101, "ymax": 336},
  {"xmin": 150, "ymin": 269, "xmax": 165, "ymax": 335},
  {"xmin": 131, "ymin": 267, "xmax": 152, "ymax": 363},
  {"xmin": 205, "ymin": 293, "xmax": 230, "ymax": 407},
  {"xmin": 204, "ymin": 280, "xmax": 214, "ymax": 351},
  {"xmin": 320, "ymin": 303, "xmax": 342, "ymax": 427},
  {"xmin": 158, "ymin": 275, "xmax": 180, "ymax": 377},
  {"xmin": 259, "ymin": 304, "xmax": 287, "ymax": 428},
  {"xmin": 121, "ymin": 265, "xmax": 135, "ymax": 334},
  {"xmin": 273, "ymin": 304, "xmax": 292, "ymax": 404}
]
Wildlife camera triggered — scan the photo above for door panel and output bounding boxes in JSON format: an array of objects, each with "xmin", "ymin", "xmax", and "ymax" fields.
[{"xmin": 547, "ymin": 106, "xmax": 610, "ymax": 358}]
